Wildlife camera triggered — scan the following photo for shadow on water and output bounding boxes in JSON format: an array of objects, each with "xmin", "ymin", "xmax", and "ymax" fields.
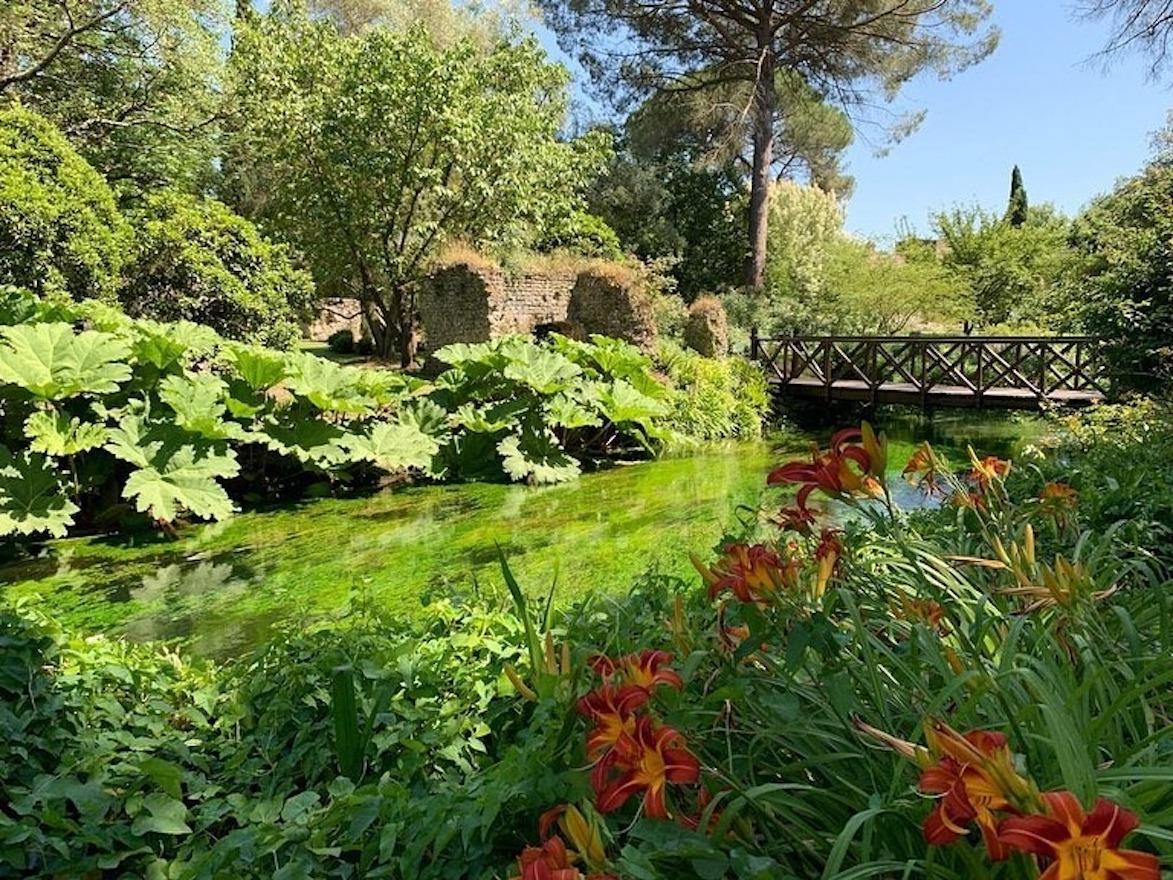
[{"xmin": 0, "ymin": 408, "xmax": 1046, "ymax": 659}]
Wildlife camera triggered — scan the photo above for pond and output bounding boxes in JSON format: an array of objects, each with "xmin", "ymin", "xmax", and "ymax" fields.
[{"xmin": 0, "ymin": 410, "xmax": 1045, "ymax": 658}]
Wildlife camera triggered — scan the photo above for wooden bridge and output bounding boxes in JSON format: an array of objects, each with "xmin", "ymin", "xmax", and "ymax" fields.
[{"xmin": 749, "ymin": 333, "xmax": 1109, "ymax": 409}]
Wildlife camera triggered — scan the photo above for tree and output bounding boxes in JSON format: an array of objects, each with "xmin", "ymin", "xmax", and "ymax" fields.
[
  {"xmin": 1076, "ymin": 0, "xmax": 1173, "ymax": 78},
  {"xmin": 0, "ymin": 105, "xmax": 130, "ymax": 300},
  {"xmin": 227, "ymin": 13, "xmax": 608, "ymax": 364},
  {"xmin": 537, "ymin": 0, "xmax": 998, "ymax": 289},
  {"xmin": 0, "ymin": 0, "xmax": 227, "ymax": 193},
  {"xmin": 120, "ymin": 191, "xmax": 316, "ymax": 349},
  {"xmin": 1005, "ymin": 165, "xmax": 1029, "ymax": 227},
  {"xmin": 1064, "ymin": 123, "xmax": 1173, "ymax": 389}
]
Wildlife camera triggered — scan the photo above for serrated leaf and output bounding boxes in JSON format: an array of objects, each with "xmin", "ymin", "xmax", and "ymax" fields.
[
  {"xmin": 497, "ymin": 433, "xmax": 580, "ymax": 484},
  {"xmin": 453, "ymin": 401, "xmax": 523, "ymax": 433},
  {"xmin": 24, "ymin": 410, "xmax": 108, "ymax": 455},
  {"xmin": 259, "ymin": 411, "xmax": 352, "ymax": 468},
  {"xmin": 544, "ymin": 393, "xmax": 601, "ymax": 429},
  {"xmin": 398, "ymin": 398, "xmax": 450, "ymax": 438},
  {"xmin": 597, "ymin": 379, "xmax": 667, "ymax": 426},
  {"xmin": 0, "ymin": 323, "xmax": 132, "ymax": 399},
  {"xmin": 224, "ymin": 345, "xmax": 288, "ymax": 391},
  {"xmin": 343, "ymin": 422, "xmax": 439, "ymax": 472},
  {"xmin": 284, "ymin": 353, "xmax": 375, "ymax": 415},
  {"xmin": 0, "ymin": 447, "xmax": 79, "ymax": 537},
  {"xmin": 502, "ymin": 347, "xmax": 582, "ymax": 394},
  {"xmin": 158, "ymin": 374, "xmax": 241, "ymax": 440}
]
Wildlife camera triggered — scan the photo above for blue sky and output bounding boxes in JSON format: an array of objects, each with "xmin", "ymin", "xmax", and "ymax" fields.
[{"xmin": 535, "ymin": 3, "xmax": 1170, "ymax": 242}]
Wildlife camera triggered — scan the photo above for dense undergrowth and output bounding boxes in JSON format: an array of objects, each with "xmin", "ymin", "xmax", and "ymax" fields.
[
  {"xmin": 1, "ymin": 401, "xmax": 1169, "ymax": 879},
  {"xmin": 0, "ymin": 290, "xmax": 767, "ymax": 539}
]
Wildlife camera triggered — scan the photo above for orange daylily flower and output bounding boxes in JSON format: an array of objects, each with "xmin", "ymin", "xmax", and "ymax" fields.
[
  {"xmin": 594, "ymin": 716, "xmax": 701, "ymax": 819},
  {"xmin": 998, "ymin": 792, "xmax": 1160, "ymax": 880},
  {"xmin": 576, "ymin": 685, "xmax": 647, "ymax": 759},
  {"xmin": 510, "ymin": 835, "xmax": 582, "ymax": 880},
  {"xmin": 919, "ymin": 727, "xmax": 1022, "ymax": 860},
  {"xmin": 1039, "ymin": 482, "xmax": 1079, "ymax": 526},
  {"xmin": 903, "ymin": 442, "xmax": 946, "ymax": 495},
  {"xmin": 588, "ymin": 650, "xmax": 683, "ymax": 695},
  {"xmin": 892, "ymin": 595, "xmax": 948, "ymax": 633},
  {"xmin": 692, "ymin": 543, "xmax": 798, "ymax": 603},
  {"xmin": 969, "ymin": 451, "xmax": 1011, "ymax": 490}
]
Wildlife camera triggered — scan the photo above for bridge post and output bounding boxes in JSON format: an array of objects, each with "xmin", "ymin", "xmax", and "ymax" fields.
[{"xmin": 749, "ymin": 325, "xmax": 759, "ymax": 361}]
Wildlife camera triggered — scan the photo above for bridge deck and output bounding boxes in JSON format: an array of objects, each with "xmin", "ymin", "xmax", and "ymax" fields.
[{"xmin": 776, "ymin": 377, "xmax": 1105, "ymax": 409}]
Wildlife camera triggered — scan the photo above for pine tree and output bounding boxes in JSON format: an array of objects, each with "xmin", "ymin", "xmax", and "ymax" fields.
[{"xmin": 1006, "ymin": 165, "xmax": 1029, "ymax": 227}]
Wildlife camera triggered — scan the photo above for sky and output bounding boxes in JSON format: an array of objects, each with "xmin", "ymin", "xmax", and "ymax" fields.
[{"xmin": 534, "ymin": 2, "xmax": 1171, "ymax": 243}]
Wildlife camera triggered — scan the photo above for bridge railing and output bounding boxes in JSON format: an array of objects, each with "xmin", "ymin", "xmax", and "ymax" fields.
[{"xmin": 749, "ymin": 333, "xmax": 1109, "ymax": 404}]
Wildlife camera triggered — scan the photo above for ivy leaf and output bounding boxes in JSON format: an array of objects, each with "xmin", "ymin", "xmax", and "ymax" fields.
[
  {"xmin": 497, "ymin": 432, "xmax": 580, "ymax": 484},
  {"xmin": 24, "ymin": 410, "xmax": 108, "ymax": 456},
  {"xmin": 0, "ymin": 323, "xmax": 131, "ymax": 399},
  {"xmin": 158, "ymin": 374, "xmax": 242, "ymax": 440},
  {"xmin": 0, "ymin": 447, "xmax": 79, "ymax": 537},
  {"xmin": 130, "ymin": 793, "xmax": 192, "ymax": 836},
  {"xmin": 343, "ymin": 422, "xmax": 439, "ymax": 472}
]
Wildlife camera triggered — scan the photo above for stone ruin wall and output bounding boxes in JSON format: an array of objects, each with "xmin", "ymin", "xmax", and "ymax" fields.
[
  {"xmin": 305, "ymin": 297, "xmax": 365, "ymax": 342},
  {"xmin": 417, "ymin": 261, "xmax": 658, "ymax": 358}
]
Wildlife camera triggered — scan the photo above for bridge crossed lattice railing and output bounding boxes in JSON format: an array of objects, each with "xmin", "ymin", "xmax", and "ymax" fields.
[{"xmin": 749, "ymin": 334, "xmax": 1109, "ymax": 408}]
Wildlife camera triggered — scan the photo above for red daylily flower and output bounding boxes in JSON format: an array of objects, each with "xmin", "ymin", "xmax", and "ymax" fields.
[
  {"xmin": 918, "ymin": 722, "xmax": 1036, "ymax": 861},
  {"xmin": 594, "ymin": 716, "xmax": 701, "ymax": 819},
  {"xmin": 511, "ymin": 835, "xmax": 581, "ymax": 880},
  {"xmin": 588, "ymin": 650, "xmax": 683, "ymax": 695},
  {"xmin": 576, "ymin": 684, "xmax": 647, "ymax": 759},
  {"xmin": 693, "ymin": 543, "xmax": 798, "ymax": 603},
  {"xmin": 775, "ymin": 503, "xmax": 818, "ymax": 536},
  {"xmin": 998, "ymin": 792, "xmax": 1159, "ymax": 880}
]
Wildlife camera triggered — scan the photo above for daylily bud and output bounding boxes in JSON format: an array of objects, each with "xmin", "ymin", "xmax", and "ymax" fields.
[
  {"xmin": 561, "ymin": 804, "xmax": 607, "ymax": 870},
  {"xmin": 1024, "ymin": 524, "xmax": 1036, "ymax": 567},
  {"xmin": 504, "ymin": 663, "xmax": 537, "ymax": 701}
]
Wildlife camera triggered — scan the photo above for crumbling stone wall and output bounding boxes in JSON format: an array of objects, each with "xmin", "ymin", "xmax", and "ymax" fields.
[
  {"xmin": 417, "ymin": 259, "xmax": 658, "ymax": 356},
  {"xmin": 306, "ymin": 298, "xmax": 364, "ymax": 342}
]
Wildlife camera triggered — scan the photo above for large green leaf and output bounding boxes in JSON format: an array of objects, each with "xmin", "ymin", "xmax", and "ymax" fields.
[
  {"xmin": 452, "ymin": 400, "xmax": 526, "ymax": 434},
  {"xmin": 0, "ymin": 323, "xmax": 132, "ymax": 399},
  {"xmin": 343, "ymin": 422, "xmax": 439, "ymax": 472},
  {"xmin": 284, "ymin": 353, "xmax": 375, "ymax": 415},
  {"xmin": 497, "ymin": 432, "xmax": 580, "ymax": 484},
  {"xmin": 224, "ymin": 345, "xmax": 288, "ymax": 392},
  {"xmin": 24, "ymin": 410, "xmax": 108, "ymax": 456},
  {"xmin": 502, "ymin": 347, "xmax": 582, "ymax": 394},
  {"xmin": 259, "ymin": 411, "xmax": 353, "ymax": 469},
  {"xmin": 596, "ymin": 379, "xmax": 667, "ymax": 426},
  {"xmin": 105, "ymin": 416, "xmax": 239, "ymax": 522},
  {"xmin": 544, "ymin": 392, "xmax": 601, "ymax": 430},
  {"xmin": 0, "ymin": 447, "xmax": 79, "ymax": 537},
  {"xmin": 158, "ymin": 373, "xmax": 242, "ymax": 440}
]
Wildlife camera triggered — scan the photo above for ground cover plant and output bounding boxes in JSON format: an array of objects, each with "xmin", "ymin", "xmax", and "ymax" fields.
[
  {"xmin": 0, "ymin": 291, "xmax": 769, "ymax": 539},
  {"xmin": 2, "ymin": 403, "xmax": 1169, "ymax": 878}
]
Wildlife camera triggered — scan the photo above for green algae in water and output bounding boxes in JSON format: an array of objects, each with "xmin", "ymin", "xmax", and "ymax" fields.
[{"xmin": 1, "ymin": 411, "xmax": 1045, "ymax": 658}]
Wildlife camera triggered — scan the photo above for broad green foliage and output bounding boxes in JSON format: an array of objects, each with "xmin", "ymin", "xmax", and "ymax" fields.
[
  {"xmin": 0, "ymin": 322, "xmax": 132, "ymax": 399},
  {"xmin": 120, "ymin": 191, "xmax": 316, "ymax": 349},
  {"xmin": 0, "ymin": 106, "xmax": 131, "ymax": 299},
  {"xmin": 228, "ymin": 15, "xmax": 610, "ymax": 362},
  {"xmin": 657, "ymin": 342, "xmax": 767, "ymax": 441},
  {"xmin": 0, "ymin": 0, "xmax": 227, "ymax": 192},
  {"xmin": 1062, "ymin": 131, "xmax": 1173, "ymax": 390},
  {"xmin": 0, "ymin": 448, "xmax": 80, "ymax": 536}
]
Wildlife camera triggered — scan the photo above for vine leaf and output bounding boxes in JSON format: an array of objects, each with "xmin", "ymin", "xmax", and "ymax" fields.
[
  {"xmin": 0, "ymin": 447, "xmax": 79, "ymax": 537},
  {"xmin": 24, "ymin": 410, "xmax": 108, "ymax": 456},
  {"xmin": 0, "ymin": 323, "xmax": 131, "ymax": 399}
]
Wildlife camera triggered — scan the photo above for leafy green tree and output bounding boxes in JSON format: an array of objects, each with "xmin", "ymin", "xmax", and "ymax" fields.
[
  {"xmin": 930, "ymin": 205, "xmax": 1071, "ymax": 327},
  {"xmin": 0, "ymin": 0, "xmax": 227, "ymax": 193},
  {"xmin": 537, "ymin": 0, "xmax": 998, "ymax": 289},
  {"xmin": 1064, "ymin": 127, "xmax": 1173, "ymax": 389},
  {"xmin": 227, "ymin": 13, "xmax": 608, "ymax": 365},
  {"xmin": 120, "ymin": 191, "xmax": 316, "ymax": 349},
  {"xmin": 1006, "ymin": 165, "xmax": 1029, "ymax": 227},
  {"xmin": 586, "ymin": 140, "xmax": 747, "ymax": 298},
  {"xmin": 0, "ymin": 105, "xmax": 130, "ymax": 300}
]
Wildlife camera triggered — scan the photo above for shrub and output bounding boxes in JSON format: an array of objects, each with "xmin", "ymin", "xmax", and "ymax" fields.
[
  {"xmin": 656, "ymin": 341, "xmax": 768, "ymax": 440},
  {"xmin": 120, "ymin": 191, "xmax": 316, "ymax": 349},
  {"xmin": 0, "ymin": 105, "xmax": 130, "ymax": 300},
  {"xmin": 327, "ymin": 328, "xmax": 356, "ymax": 354},
  {"xmin": 682, "ymin": 295, "xmax": 728, "ymax": 357}
]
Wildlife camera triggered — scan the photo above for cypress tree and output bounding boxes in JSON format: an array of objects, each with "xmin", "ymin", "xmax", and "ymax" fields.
[{"xmin": 1006, "ymin": 165, "xmax": 1029, "ymax": 227}]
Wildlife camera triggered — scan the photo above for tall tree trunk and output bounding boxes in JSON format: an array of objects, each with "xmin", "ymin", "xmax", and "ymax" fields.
[{"xmin": 745, "ymin": 53, "xmax": 777, "ymax": 290}]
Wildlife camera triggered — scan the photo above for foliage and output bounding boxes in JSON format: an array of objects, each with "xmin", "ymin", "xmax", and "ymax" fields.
[
  {"xmin": 656, "ymin": 342, "xmax": 767, "ymax": 441},
  {"xmin": 1005, "ymin": 164, "xmax": 1029, "ymax": 227},
  {"xmin": 586, "ymin": 141, "xmax": 747, "ymax": 299},
  {"xmin": 0, "ymin": 105, "xmax": 131, "ymax": 300},
  {"xmin": 538, "ymin": 0, "xmax": 997, "ymax": 287},
  {"xmin": 927, "ymin": 203, "xmax": 1072, "ymax": 327},
  {"xmin": 1061, "ymin": 131, "xmax": 1173, "ymax": 390},
  {"xmin": 763, "ymin": 179, "xmax": 843, "ymax": 305},
  {"xmin": 227, "ymin": 14, "xmax": 610, "ymax": 364},
  {"xmin": 0, "ymin": 291, "xmax": 432, "ymax": 538},
  {"xmin": 327, "ymin": 328, "xmax": 357, "ymax": 355},
  {"xmin": 532, "ymin": 209, "xmax": 624, "ymax": 260},
  {"xmin": 120, "ymin": 190, "xmax": 315, "ymax": 349},
  {"xmin": 4, "ymin": 409, "xmax": 1171, "ymax": 878},
  {"xmin": 0, "ymin": 0, "xmax": 227, "ymax": 192}
]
